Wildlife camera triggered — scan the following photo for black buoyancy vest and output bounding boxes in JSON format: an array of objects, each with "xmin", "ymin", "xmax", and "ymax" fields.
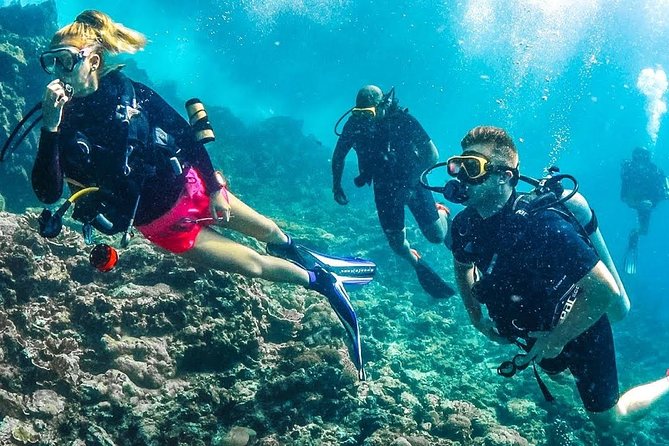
[
  {"xmin": 64, "ymin": 70, "xmax": 180, "ymax": 235},
  {"xmin": 472, "ymin": 192, "xmax": 595, "ymax": 339}
]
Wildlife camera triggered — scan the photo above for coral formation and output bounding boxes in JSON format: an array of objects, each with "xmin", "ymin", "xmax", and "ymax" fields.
[{"xmin": 0, "ymin": 3, "xmax": 665, "ymax": 446}]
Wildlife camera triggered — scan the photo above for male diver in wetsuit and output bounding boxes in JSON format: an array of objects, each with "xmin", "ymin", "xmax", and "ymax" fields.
[
  {"xmin": 331, "ymin": 85, "xmax": 453, "ymax": 299},
  {"xmin": 447, "ymin": 126, "xmax": 666, "ymax": 431}
]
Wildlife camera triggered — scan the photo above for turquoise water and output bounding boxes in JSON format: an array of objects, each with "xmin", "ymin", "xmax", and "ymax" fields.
[
  {"xmin": 13, "ymin": 0, "xmax": 669, "ymax": 442},
  {"xmin": 62, "ymin": 0, "xmax": 669, "ymax": 401},
  {"xmin": 51, "ymin": 0, "xmax": 669, "ymax": 303}
]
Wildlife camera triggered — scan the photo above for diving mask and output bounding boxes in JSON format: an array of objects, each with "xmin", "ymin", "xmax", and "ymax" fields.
[
  {"xmin": 351, "ymin": 106, "xmax": 376, "ymax": 118},
  {"xmin": 40, "ymin": 46, "xmax": 97, "ymax": 75},
  {"xmin": 447, "ymin": 153, "xmax": 516, "ymax": 185}
]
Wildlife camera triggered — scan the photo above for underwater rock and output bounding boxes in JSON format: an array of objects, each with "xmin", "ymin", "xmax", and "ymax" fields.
[
  {"xmin": 0, "ymin": 388, "xmax": 26, "ymax": 418},
  {"xmin": 216, "ymin": 426, "xmax": 257, "ymax": 446},
  {"xmin": 0, "ymin": 2, "xmax": 56, "ymax": 212},
  {"xmin": 11, "ymin": 422, "xmax": 39, "ymax": 445},
  {"xmin": 484, "ymin": 426, "xmax": 530, "ymax": 446},
  {"xmin": 439, "ymin": 413, "xmax": 473, "ymax": 442},
  {"xmin": 390, "ymin": 437, "xmax": 412, "ymax": 446},
  {"xmin": 503, "ymin": 398, "xmax": 545, "ymax": 423},
  {"xmin": 26, "ymin": 389, "xmax": 65, "ymax": 417},
  {"xmin": 101, "ymin": 334, "xmax": 175, "ymax": 389},
  {"xmin": 403, "ymin": 436, "xmax": 431, "ymax": 446},
  {"xmin": 0, "ymin": 0, "xmax": 57, "ymax": 37}
]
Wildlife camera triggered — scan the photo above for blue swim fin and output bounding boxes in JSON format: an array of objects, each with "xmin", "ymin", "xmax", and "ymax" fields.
[
  {"xmin": 309, "ymin": 266, "xmax": 366, "ymax": 380},
  {"xmin": 268, "ymin": 236, "xmax": 376, "ymax": 287}
]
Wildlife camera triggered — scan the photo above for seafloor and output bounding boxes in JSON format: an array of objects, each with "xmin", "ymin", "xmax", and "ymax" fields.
[{"xmin": 0, "ymin": 2, "xmax": 667, "ymax": 445}]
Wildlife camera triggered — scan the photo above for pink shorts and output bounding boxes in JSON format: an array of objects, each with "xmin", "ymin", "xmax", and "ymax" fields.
[{"xmin": 137, "ymin": 167, "xmax": 215, "ymax": 253}]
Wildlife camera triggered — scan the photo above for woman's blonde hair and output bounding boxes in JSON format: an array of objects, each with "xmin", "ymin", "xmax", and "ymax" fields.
[{"xmin": 51, "ymin": 10, "xmax": 147, "ymax": 56}]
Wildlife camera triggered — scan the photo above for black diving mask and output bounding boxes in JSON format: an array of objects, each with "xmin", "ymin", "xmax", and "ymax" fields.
[{"xmin": 40, "ymin": 46, "xmax": 97, "ymax": 75}]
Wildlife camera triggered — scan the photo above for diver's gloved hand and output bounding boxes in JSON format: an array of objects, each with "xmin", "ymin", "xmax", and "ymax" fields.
[
  {"xmin": 333, "ymin": 186, "xmax": 349, "ymax": 205},
  {"xmin": 353, "ymin": 175, "xmax": 367, "ymax": 188}
]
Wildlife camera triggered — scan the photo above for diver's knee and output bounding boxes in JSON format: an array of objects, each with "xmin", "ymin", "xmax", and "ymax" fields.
[
  {"xmin": 422, "ymin": 224, "xmax": 446, "ymax": 244},
  {"xmin": 384, "ymin": 229, "xmax": 408, "ymax": 253}
]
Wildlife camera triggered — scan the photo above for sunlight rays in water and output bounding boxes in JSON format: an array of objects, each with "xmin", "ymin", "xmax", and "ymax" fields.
[{"xmin": 240, "ymin": 0, "xmax": 351, "ymax": 29}]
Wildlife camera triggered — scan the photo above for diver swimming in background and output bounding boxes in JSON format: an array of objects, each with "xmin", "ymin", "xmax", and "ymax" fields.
[
  {"xmin": 331, "ymin": 85, "xmax": 454, "ymax": 299},
  {"xmin": 28, "ymin": 9, "xmax": 372, "ymax": 380},
  {"xmin": 620, "ymin": 146, "xmax": 669, "ymax": 275}
]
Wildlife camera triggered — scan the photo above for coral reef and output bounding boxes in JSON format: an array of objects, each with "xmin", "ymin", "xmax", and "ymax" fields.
[
  {"xmin": 0, "ymin": 1, "xmax": 57, "ymax": 212},
  {"xmin": 1, "ymin": 2, "xmax": 667, "ymax": 446}
]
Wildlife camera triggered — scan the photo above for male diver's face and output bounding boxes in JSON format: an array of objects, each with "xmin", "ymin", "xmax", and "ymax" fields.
[{"xmin": 458, "ymin": 143, "xmax": 506, "ymax": 209}]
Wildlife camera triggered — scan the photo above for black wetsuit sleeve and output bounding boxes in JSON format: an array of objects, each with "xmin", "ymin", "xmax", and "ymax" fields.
[
  {"xmin": 651, "ymin": 167, "xmax": 667, "ymax": 204},
  {"xmin": 450, "ymin": 211, "xmax": 477, "ymax": 264},
  {"xmin": 135, "ymin": 83, "xmax": 222, "ymax": 194},
  {"xmin": 332, "ymin": 124, "xmax": 355, "ymax": 189},
  {"xmin": 32, "ymin": 129, "xmax": 64, "ymax": 204}
]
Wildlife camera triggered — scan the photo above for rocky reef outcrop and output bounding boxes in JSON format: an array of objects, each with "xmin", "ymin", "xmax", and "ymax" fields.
[
  {"xmin": 1, "ymin": 2, "xmax": 663, "ymax": 446},
  {"xmin": 0, "ymin": 1, "xmax": 57, "ymax": 212}
]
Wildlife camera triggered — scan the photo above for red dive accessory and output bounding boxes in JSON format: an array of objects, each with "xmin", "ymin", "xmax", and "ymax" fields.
[{"xmin": 89, "ymin": 243, "xmax": 118, "ymax": 272}]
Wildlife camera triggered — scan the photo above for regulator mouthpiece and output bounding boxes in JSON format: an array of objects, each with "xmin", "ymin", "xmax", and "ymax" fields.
[{"xmin": 442, "ymin": 179, "xmax": 469, "ymax": 204}]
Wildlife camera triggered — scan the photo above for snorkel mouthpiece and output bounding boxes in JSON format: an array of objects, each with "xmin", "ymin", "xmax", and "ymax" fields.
[
  {"xmin": 419, "ymin": 161, "xmax": 469, "ymax": 203},
  {"xmin": 442, "ymin": 179, "xmax": 469, "ymax": 204}
]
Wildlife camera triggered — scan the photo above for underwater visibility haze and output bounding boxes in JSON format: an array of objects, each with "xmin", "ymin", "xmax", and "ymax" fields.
[{"xmin": 1, "ymin": 0, "xmax": 669, "ymax": 444}]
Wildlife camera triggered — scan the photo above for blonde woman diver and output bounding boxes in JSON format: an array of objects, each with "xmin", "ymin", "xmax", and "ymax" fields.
[{"xmin": 31, "ymin": 10, "xmax": 369, "ymax": 380}]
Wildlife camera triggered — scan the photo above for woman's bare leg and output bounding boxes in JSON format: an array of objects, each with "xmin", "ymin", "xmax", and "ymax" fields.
[
  {"xmin": 180, "ymin": 227, "xmax": 308, "ymax": 285},
  {"xmin": 219, "ymin": 191, "xmax": 288, "ymax": 245}
]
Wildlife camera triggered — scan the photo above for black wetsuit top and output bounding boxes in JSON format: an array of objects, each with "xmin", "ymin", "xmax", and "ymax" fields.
[
  {"xmin": 333, "ymin": 110, "xmax": 438, "ymax": 232},
  {"xmin": 333, "ymin": 109, "xmax": 431, "ymax": 186},
  {"xmin": 32, "ymin": 70, "xmax": 220, "ymax": 226},
  {"xmin": 451, "ymin": 195, "xmax": 619, "ymax": 412},
  {"xmin": 620, "ymin": 159, "xmax": 666, "ymax": 207}
]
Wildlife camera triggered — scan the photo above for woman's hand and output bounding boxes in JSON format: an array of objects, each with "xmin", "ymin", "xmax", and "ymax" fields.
[
  {"xmin": 42, "ymin": 80, "xmax": 71, "ymax": 132},
  {"xmin": 209, "ymin": 187, "xmax": 231, "ymax": 223}
]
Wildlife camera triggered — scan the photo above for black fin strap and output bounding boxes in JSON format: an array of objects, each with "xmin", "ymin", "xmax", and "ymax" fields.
[
  {"xmin": 583, "ymin": 208, "xmax": 598, "ymax": 235},
  {"xmin": 533, "ymin": 362, "xmax": 555, "ymax": 402}
]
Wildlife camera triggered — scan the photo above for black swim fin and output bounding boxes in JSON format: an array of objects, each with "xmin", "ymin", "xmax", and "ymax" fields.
[
  {"xmin": 414, "ymin": 258, "xmax": 456, "ymax": 299},
  {"xmin": 268, "ymin": 236, "xmax": 376, "ymax": 287},
  {"xmin": 623, "ymin": 231, "xmax": 639, "ymax": 275}
]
